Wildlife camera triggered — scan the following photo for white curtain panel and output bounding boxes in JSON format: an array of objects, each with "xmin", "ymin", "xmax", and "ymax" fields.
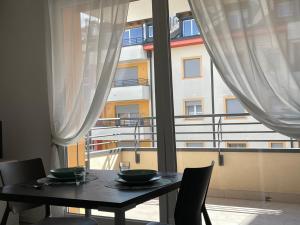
[
  {"xmin": 47, "ymin": 0, "xmax": 129, "ymax": 147},
  {"xmin": 189, "ymin": 0, "xmax": 300, "ymax": 139}
]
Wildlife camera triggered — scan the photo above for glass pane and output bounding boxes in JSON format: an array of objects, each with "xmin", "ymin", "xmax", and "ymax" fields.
[
  {"xmin": 228, "ymin": 10, "xmax": 242, "ymax": 30},
  {"xmin": 129, "ymin": 26, "xmax": 143, "ymax": 44},
  {"xmin": 271, "ymin": 143, "xmax": 284, "ymax": 148},
  {"xmin": 186, "ymin": 142, "xmax": 204, "ymax": 147},
  {"xmin": 184, "ymin": 58, "xmax": 200, "ymax": 78},
  {"xmin": 227, "ymin": 143, "xmax": 247, "ymax": 148},
  {"xmin": 116, "ymin": 104, "xmax": 139, "ymax": 118},
  {"xmin": 88, "ymin": 0, "xmax": 158, "ymax": 222},
  {"xmin": 168, "ymin": 1, "xmax": 299, "ymax": 225},
  {"xmin": 185, "ymin": 101, "xmax": 202, "ymax": 115},
  {"xmin": 122, "ymin": 30, "xmax": 130, "ymax": 46},
  {"xmin": 195, "ymin": 105, "xmax": 202, "ymax": 114},
  {"xmin": 186, "ymin": 105, "xmax": 194, "ymax": 115},
  {"xmin": 114, "ymin": 67, "xmax": 139, "ymax": 87},
  {"xmin": 290, "ymin": 41, "xmax": 300, "ymax": 71},
  {"xmin": 226, "ymin": 98, "xmax": 245, "ymax": 114},
  {"xmin": 148, "ymin": 25, "xmax": 153, "ymax": 38},
  {"xmin": 183, "ymin": 20, "xmax": 191, "ymax": 37},
  {"xmin": 277, "ymin": 1, "xmax": 293, "ymax": 17},
  {"xmin": 192, "ymin": 20, "xmax": 200, "ymax": 35}
]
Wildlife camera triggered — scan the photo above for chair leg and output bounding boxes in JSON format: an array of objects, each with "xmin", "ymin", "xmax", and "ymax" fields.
[
  {"xmin": 45, "ymin": 205, "xmax": 51, "ymax": 218},
  {"xmin": 202, "ymin": 204, "xmax": 212, "ymax": 225},
  {"xmin": 1, "ymin": 205, "xmax": 10, "ymax": 225}
]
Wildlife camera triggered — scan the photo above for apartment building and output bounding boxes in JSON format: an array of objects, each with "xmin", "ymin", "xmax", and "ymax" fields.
[{"xmin": 88, "ymin": 0, "xmax": 298, "ymax": 151}]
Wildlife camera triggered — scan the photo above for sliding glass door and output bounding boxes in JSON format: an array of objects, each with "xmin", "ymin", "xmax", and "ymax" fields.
[{"xmin": 66, "ymin": 0, "xmax": 177, "ymax": 224}]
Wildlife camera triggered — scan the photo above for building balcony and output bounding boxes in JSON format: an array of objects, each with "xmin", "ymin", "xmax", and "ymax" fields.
[
  {"xmin": 112, "ymin": 78, "xmax": 149, "ymax": 87},
  {"xmin": 119, "ymin": 43, "xmax": 148, "ymax": 62},
  {"xmin": 70, "ymin": 113, "xmax": 300, "ymax": 223},
  {"xmin": 107, "ymin": 79, "xmax": 150, "ymax": 102}
]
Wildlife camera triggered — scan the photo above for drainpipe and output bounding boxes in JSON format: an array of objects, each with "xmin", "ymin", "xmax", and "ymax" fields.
[
  {"xmin": 210, "ymin": 59, "xmax": 216, "ymax": 148},
  {"xmin": 211, "ymin": 59, "xmax": 224, "ymax": 166},
  {"xmin": 147, "ymin": 51, "xmax": 155, "ymax": 147}
]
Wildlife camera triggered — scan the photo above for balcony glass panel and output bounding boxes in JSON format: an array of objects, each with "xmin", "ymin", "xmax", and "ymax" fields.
[{"xmin": 122, "ymin": 26, "xmax": 143, "ymax": 46}]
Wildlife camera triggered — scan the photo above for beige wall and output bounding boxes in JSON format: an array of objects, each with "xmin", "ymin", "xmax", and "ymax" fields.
[
  {"xmin": 91, "ymin": 150, "xmax": 300, "ymax": 202},
  {"xmin": 175, "ymin": 151, "xmax": 300, "ymax": 194},
  {"xmin": 127, "ymin": 0, "xmax": 190, "ymax": 22},
  {"xmin": 0, "ymin": 0, "xmax": 51, "ymax": 223},
  {"xmin": 90, "ymin": 152, "xmax": 121, "ymax": 170},
  {"xmin": 0, "ymin": 0, "xmax": 51, "ymax": 168}
]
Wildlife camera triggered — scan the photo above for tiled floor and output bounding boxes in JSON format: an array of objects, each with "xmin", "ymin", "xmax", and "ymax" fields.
[
  {"xmin": 204, "ymin": 198, "xmax": 300, "ymax": 225},
  {"xmin": 96, "ymin": 197, "xmax": 300, "ymax": 225}
]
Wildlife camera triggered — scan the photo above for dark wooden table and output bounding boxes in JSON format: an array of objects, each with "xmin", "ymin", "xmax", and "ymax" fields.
[{"xmin": 0, "ymin": 170, "xmax": 182, "ymax": 225}]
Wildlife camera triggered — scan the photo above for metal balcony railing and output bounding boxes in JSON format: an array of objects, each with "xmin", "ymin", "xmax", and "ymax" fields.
[
  {"xmin": 112, "ymin": 78, "xmax": 149, "ymax": 88},
  {"xmin": 122, "ymin": 37, "xmax": 144, "ymax": 46},
  {"xmin": 87, "ymin": 113, "xmax": 299, "ymax": 153}
]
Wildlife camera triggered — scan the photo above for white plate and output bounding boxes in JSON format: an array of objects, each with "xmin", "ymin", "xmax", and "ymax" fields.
[
  {"xmin": 47, "ymin": 174, "xmax": 75, "ymax": 181},
  {"xmin": 115, "ymin": 175, "xmax": 161, "ymax": 185}
]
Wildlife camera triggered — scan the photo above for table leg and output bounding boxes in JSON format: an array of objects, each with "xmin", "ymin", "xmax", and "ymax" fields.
[
  {"xmin": 115, "ymin": 210, "xmax": 126, "ymax": 225},
  {"xmin": 85, "ymin": 208, "xmax": 91, "ymax": 217}
]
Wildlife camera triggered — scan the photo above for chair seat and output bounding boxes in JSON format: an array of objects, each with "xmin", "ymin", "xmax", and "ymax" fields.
[
  {"xmin": 35, "ymin": 217, "xmax": 98, "ymax": 225},
  {"xmin": 147, "ymin": 222, "xmax": 169, "ymax": 225}
]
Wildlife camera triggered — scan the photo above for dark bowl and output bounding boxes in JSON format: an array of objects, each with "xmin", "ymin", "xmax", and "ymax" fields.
[
  {"xmin": 118, "ymin": 169, "xmax": 157, "ymax": 182},
  {"xmin": 50, "ymin": 167, "xmax": 84, "ymax": 178}
]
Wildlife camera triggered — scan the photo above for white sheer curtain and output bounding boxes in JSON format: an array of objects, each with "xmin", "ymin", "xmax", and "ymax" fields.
[
  {"xmin": 47, "ymin": 0, "xmax": 129, "ymax": 158},
  {"xmin": 189, "ymin": 0, "xmax": 300, "ymax": 139}
]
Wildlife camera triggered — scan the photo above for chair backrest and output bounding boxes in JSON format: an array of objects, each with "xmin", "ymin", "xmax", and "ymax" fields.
[
  {"xmin": 0, "ymin": 121, "xmax": 2, "ymax": 158},
  {"xmin": 0, "ymin": 158, "xmax": 46, "ymax": 213},
  {"xmin": 174, "ymin": 161, "xmax": 214, "ymax": 225}
]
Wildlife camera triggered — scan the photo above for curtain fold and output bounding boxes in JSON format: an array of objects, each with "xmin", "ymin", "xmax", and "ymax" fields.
[
  {"xmin": 47, "ymin": 0, "xmax": 129, "ymax": 149},
  {"xmin": 189, "ymin": 0, "xmax": 300, "ymax": 139}
]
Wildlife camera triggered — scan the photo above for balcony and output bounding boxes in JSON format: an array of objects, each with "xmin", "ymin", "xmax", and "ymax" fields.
[
  {"xmin": 107, "ymin": 78, "xmax": 150, "ymax": 102},
  {"xmin": 112, "ymin": 78, "xmax": 149, "ymax": 87},
  {"xmin": 68, "ymin": 113, "xmax": 300, "ymax": 223},
  {"xmin": 119, "ymin": 44, "xmax": 148, "ymax": 61}
]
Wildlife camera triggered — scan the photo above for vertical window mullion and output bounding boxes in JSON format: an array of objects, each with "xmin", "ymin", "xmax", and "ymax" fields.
[{"xmin": 152, "ymin": 0, "xmax": 177, "ymax": 224}]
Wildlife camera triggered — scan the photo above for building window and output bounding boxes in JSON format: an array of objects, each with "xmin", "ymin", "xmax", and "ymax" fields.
[
  {"xmin": 148, "ymin": 25, "xmax": 153, "ymax": 38},
  {"xmin": 289, "ymin": 41, "xmax": 300, "ymax": 72},
  {"xmin": 122, "ymin": 26, "xmax": 143, "ymax": 46},
  {"xmin": 226, "ymin": 142, "xmax": 247, "ymax": 148},
  {"xmin": 186, "ymin": 142, "xmax": 204, "ymax": 148},
  {"xmin": 277, "ymin": 1, "xmax": 293, "ymax": 17},
  {"xmin": 115, "ymin": 104, "xmax": 140, "ymax": 126},
  {"xmin": 270, "ymin": 142, "xmax": 285, "ymax": 148},
  {"xmin": 116, "ymin": 104, "xmax": 139, "ymax": 118},
  {"xmin": 184, "ymin": 100, "xmax": 203, "ymax": 116},
  {"xmin": 225, "ymin": 97, "xmax": 246, "ymax": 117},
  {"xmin": 183, "ymin": 58, "xmax": 201, "ymax": 78},
  {"xmin": 118, "ymin": 141, "xmax": 139, "ymax": 148},
  {"xmin": 114, "ymin": 66, "xmax": 138, "ymax": 87},
  {"xmin": 182, "ymin": 19, "xmax": 200, "ymax": 37},
  {"xmin": 228, "ymin": 10, "xmax": 243, "ymax": 30}
]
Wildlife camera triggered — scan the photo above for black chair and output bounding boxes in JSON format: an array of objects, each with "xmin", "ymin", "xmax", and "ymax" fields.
[
  {"xmin": 147, "ymin": 161, "xmax": 214, "ymax": 225},
  {"xmin": 0, "ymin": 158, "xmax": 97, "ymax": 225}
]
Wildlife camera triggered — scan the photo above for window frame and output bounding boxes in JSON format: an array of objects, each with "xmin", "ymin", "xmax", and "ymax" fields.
[
  {"xmin": 185, "ymin": 142, "xmax": 205, "ymax": 148},
  {"xmin": 226, "ymin": 142, "xmax": 248, "ymax": 148},
  {"xmin": 122, "ymin": 26, "xmax": 144, "ymax": 46},
  {"xmin": 182, "ymin": 56, "xmax": 203, "ymax": 79},
  {"xmin": 182, "ymin": 18, "xmax": 200, "ymax": 37},
  {"xmin": 147, "ymin": 25, "xmax": 153, "ymax": 38},
  {"xmin": 269, "ymin": 142, "xmax": 286, "ymax": 149},
  {"xmin": 276, "ymin": 1, "xmax": 294, "ymax": 18},
  {"xmin": 224, "ymin": 96, "xmax": 246, "ymax": 120},
  {"xmin": 114, "ymin": 66, "xmax": 139, "ymax": 86},
  {"xmin": 115, "ymin": 104, "xmax": 140, "ymax": 118},
  {"xmin": 183, "ymin": 98, "xmax": 204, "ymax": 120}
]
